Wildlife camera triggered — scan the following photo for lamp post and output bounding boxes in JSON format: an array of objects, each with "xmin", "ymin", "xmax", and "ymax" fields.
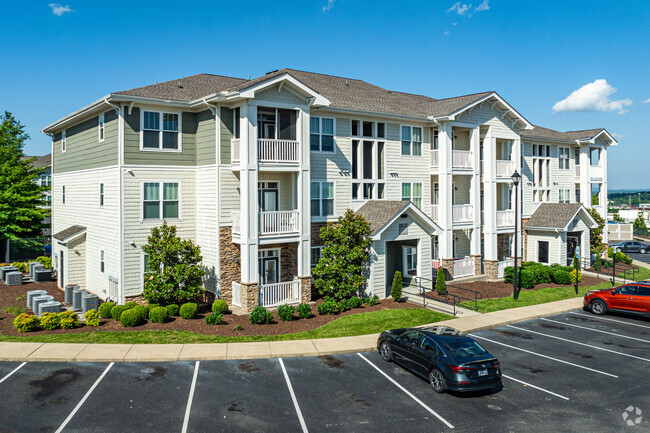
[{"xmin": 511, "ymin": 171, "xmax": 521, "ymax": 300}]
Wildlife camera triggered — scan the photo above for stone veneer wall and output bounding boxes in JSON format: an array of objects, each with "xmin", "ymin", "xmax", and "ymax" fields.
[
  {"xmin": 310, "ymin": 222, "xmax": 328, "ymax": 247},
  {"xmin": 484, "ymin": 260, "xmax": 498, "ymax": 280},
  {"xmin": 471, "ymin": 254, "xmax": 482, "ymax": 276},
  {"xmin": 441, "ymin": 258, "xmax": 454, "ymax": 280},
  {"xmin": 219, "ymin": 226, "xmax": 240, "ymax": 306}
]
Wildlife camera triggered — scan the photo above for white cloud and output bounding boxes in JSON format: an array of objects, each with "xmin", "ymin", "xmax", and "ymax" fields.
[
  {"xmin": 444, "ymin": 31, "xmax": 451, "ymax": 35},
  {"xmin": 322, "ymin": 0, "xmax": 335, "ymax": 12},
  {"xmin": 447, "ymin": 2, "xmax": 472, "ymax": 15},
  {"xmin": 552, "ymin": 79, "xmax": 633, "ymax": 115},
  {"xmin": 452, "ymin": 22, "xmax": 458, "ymax": 25},
  {"xmin": 475, "ymin": 0, "xmax": 490, "ymax": 12},
  {"xmin": 611, "ymin": 132, "xmax": 627, "ymax": 141},
  {"xmin": 644, "ymin": 98, "xmax": 650, "ymax": 103},
  {"xmin": 49, "ymin": 3, "xmax": 71, "ymax": 16}
]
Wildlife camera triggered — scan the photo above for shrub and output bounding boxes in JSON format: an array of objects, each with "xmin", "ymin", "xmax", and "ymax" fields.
[
  {"xmin": 317, "ymin": 298, "xmax": 338, "ymax": 315},
  {"xmin": 4, "ymin": 306, "xmax": 26, "ymax": 316},
  {"xmin": 204, "ymin": 312, "xmax": 224, "ymax": 325},
  {"xmin": 553, "ymin": 269, "xmax": 572, "ymax": 285},
  {"xmin": 435, "ymin": 267, "xmax": 446, "ymax": 294},
  {"xmin": 277, "ymin": 304, "xmax": 296, "ymax": 322},
  {"xmin": 124, "ymin": 301, "xmax": 138, "ymax": 309},
  {"xmin": 11, "ymin": 262, "xmax": 27, "ymax": 273},
  {"xmin": 532, "ymin": 265, "xmax": 553, "ymax": 284},
  {"xmin": 39, "ymin": 312, "xmax": 60, "ymax": 330},
  {"xmin": 367, "ymin": 295, "xmax": 379, "ymax": 306},
  {"xmin": 149, "ymin": 306, "xmax": 169, "ymax": 324},
  {"xmin": 518, "ymin": 269, "xmax": 535, "ymax": 290},
  {"xmin": 58, "ymin": 310, "xmax": 80, "ymax": 329},
  {"xmin": 98, "ymin": 302, "xmax": 115, "ymax": 319},
  {"xmin": 166, "ymin": 304, "xmax": 180, "ymax": 316},
  {"xmin": 391, "ymin": 271, "xmax": 403, "ymax": 302},
  {"xmin": 35, "ymin": 256, "xmax": 52, "ymax": 268},
  {"xmin": 120, "ymin": 309, "xmax": 143, "ymax": 327},
  {"xmin": 133, "ymin": 304, "xmax": 149, "ymax": 321},
  {"xmin": 570, "ymin": 269, "xmax": 582, "ymax": 284},
  {"xmin": 13, "ymin": 313, "xmax": 40, "ymax": 332},
  {"xmin": 297, "ymin": 303, "xmax": 312, "ymax": 319},
  {"xmin": 111, "ymin": 305, "xmax": 129, "ymax": 321},
  {"xmin": 594, "ymin": 254, "xmax": 602, "ymax": 271},
  {"xmin": 179, "ymin": 303, "xmax": 198, "ymax": 319},
  {"xmin": 212, "ymin": 299, "xmax": 228, "ymax": 315},
  {"xmin": 249, "ymin": 306, "xmax": 273, "ymax": 324},
  {"xmin": 336, "ymin": 299, "xmax": 349, "ymax": 313},
  {"xmin": 616, "ymin": 251, "xmax": 632, "ymax": 265},
  {"xmin": 349, "ymin": 296, "xmax": 363, "ymax": 309},
  {"xmin": 84, "ymin": 309, "xmax": 101, "ymax": 327},
  {"xmin": 147, "ymin": 303, "xmax": 160, "ymax": 314}
]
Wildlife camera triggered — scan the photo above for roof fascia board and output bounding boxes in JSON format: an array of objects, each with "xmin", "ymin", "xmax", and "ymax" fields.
[
  {"xmin": 590, "ymin": 129, "xmax": 618, "ymax": 146},
  {"xmin": 42, "ymin": 95, "xmax": 113, "ymax": 133},
  {"xmin": 439, "ymin": 93, "xmax": 533, "ymax": 129},
  {"xmin": 524, "ymin": 226, "xmax": 565, "ymax": 232},
  {"xmin": 237, "ymin": 74, "xmax": 331, "ymax": 106}
]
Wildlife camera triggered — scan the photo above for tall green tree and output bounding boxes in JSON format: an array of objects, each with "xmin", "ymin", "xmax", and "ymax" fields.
[
  {"xmin": 313, "ymin": 209, "xmax": 371, "ymax": 300},
  {"xmin": 587, "ymin": 207, "xmax": 606, "ymax": 254},
  {"xmin": 0, "ymin": 112, "xmax": 49, "ymax": 259}
]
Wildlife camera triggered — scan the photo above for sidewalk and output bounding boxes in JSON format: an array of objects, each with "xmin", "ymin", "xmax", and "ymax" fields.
[{"xmin": 0, "ymin": 297, "xmax": 584, "ymax": 363}]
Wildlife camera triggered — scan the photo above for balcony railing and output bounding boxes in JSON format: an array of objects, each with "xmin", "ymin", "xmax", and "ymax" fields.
[
  {"xmin": 259, "ymin": 280, "xmax": 301, "ymax": 308},
  {"xmin": 453, "ymin": 257, "xmax": 474, "ymax": 278},
  {"xmin": 232, "ymin": 210, "xmax": 299, "ymax": 236},
  {"xmin": 430, "ymin": 204, "xmax": 439, "ymax": 222},
  {"xmin": 496, "ymin": 160, "xmax": 515, "ymax": 177},
  {"xmin": 452, "ymin": 204, "xmax": 473, "ymax": 223},
  {"xmin": 496, "ymin": 210, "xmax": 515, "ymax": 227},
  {"xmin": 430, "ymin": 150, "xmax": 439, "ymax": 168},
  {"xmin": 231, "ymin": 139, "xmax": 240, "ymax": 163},
  {"xmin": 590, "ymin": 165, "xmax": 604, "ymax": 180},
  {"xmin": 452, "ymin": 150, "xmax": 472, "ymax": 169},
  {"xmin": 230, "ymin": 138, "xmax": 299, "ymax": 164},
  {"xmin": 575, "ymin": 165, "xmax": 581, "ymax": 179}
]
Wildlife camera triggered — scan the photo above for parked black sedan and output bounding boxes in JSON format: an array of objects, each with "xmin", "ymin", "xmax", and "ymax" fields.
[
  {"xmin": 612, "ymin": 241, "xmax": 649, "ymax": 254},
  {"xmin": 377, "ymin": 326, "xmax": 502, "ymax": 393}
]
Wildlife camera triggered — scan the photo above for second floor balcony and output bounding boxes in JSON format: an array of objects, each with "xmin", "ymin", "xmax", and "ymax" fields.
[
  {"xmin": 453, "ymin": 204, "xmax": 473, "ymax": 223},
  {"xmin": 496, "ymin": 209, "xmax": 515, "ymax": 227},
  {"xmin": 231, "ymin": 138, "xmax": 300, "ymax": 166},
  {"xmin": 496, "ymin": 160, "xmax": 515, "ymax": 178},
  {"xmin": 429, "ymin": 150, "xmax": 473, "ymax": 170},
  {"xmin": 232, "ymin": 210, "xmax": 300, "ymax": 237}
]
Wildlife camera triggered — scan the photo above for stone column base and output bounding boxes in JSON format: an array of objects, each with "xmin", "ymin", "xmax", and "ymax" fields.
[
  {"xmin": 298, "ymin": 277, "xmax": 312, "ymax": 304},
  {"xmin": 471, "ymin": 254, "xmax": 482, "ymax": 276},
  {"xmin": 441, "ymin": 258, "xmax": 454, "ymax": 281},
  {"xmin": 241, "ymin": 282, "xmax": 259, "ymax": 313},
  {"xmin": 484, "ymin": 260, "xmax": 498, "ymax": 280}
]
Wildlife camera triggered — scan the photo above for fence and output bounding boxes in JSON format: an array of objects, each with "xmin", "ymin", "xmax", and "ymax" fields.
[
  {"xmin": 453, "ymin": 257, "xmax": 474, "ymax": 278},
  {"xmin": 608, "ymin": 223, "xmax": 633, "ymax": 241},
  {"xmin": 259, "ymin": 280, "xmax": 301, "ymax": 308},
  {"xmin": 107, "ymin": 275, "xmax": 119, "ymax": 302},
  {"xmin": 4, "ymin": 237, "xmax": 49, "ymax": 262}
]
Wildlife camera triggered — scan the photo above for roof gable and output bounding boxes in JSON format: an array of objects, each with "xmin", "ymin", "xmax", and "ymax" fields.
[
  {"xmin": 355, "ymin": 200, "xmax": 441, "ymax": 239},
  {"xmin": 525, "ymin": 203, "xmax": 597, "ymax": 231}
]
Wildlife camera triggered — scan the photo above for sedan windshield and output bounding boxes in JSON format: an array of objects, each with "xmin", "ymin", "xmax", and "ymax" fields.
[{"xmin": 443, "ymin": 340, "xmax": 488, "ymax": 358}]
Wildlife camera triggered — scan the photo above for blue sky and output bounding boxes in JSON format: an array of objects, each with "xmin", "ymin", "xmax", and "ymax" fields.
[{"xmin": 2, "ymin": 0, "xmax": 648, "ymax": 189}]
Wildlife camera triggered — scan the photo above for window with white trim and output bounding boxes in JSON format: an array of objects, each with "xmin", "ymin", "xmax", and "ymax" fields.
[
  {"xmin": 142, "ymin": 111, "xmax": 180, "ymax": 150},
  {"xmin": 532, "ymin": 144, "xmax": 551, "ymax": 203},
  {"xmin": 538, "ymin": 241, "xmax": 549, "ymax": 264},
  {"xmin": 311, "ymin": 181, "xmax": 334, "ymax": 217},
  {"xmin": 40, "ymin": 175, "xmax": 51, "ymax": 187},
  {"xmin": 559, "ymin": 188, "xmax": 571, "ymax": 203},
  {"xmin": 100, "ymin": 250, "xmax": 105, "ymax": 273},
  {"xmin": 142, "ymin": 182, "xmax": 180, "ymax": 220},
  {"xmin": 401, "ymin": 182, "xmax": 423, "ymax": 208},
  {"xmin": 310, "ymin": 117, "xmax": 334, "ymax": 152},
  {"xmin": 98, "ymin": 114, "xmax": 105, "ymax": 142},
  {"xmin": 62, "ymin": 130, "xmax": 66, "ymax": 152},
  {"xmin": 99, "ymin": 183, "xmax": 104, "ymax": 206},
  {"xmin": 311, "ymin": 246, "xmax": 324, "ymax": 268},
  {"xmin": 401, "ymin": 126, "xmax": 422, "ymax": 156},
  {"xmin": 351, "ymin": 139, "xmax": 385, "ymax": 200},
  {"xmin": 558, "ymin": 147, "xmax": 570, "ymax": 169}
]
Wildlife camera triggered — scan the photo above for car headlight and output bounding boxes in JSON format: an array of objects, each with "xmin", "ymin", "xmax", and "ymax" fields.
[{"xmin": 585, "ymin": 291, "xmax": 596, "ymax": 297}]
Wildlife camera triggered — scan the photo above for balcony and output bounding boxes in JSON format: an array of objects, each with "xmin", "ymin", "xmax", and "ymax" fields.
[
  {"xmin": 496, "ymin": 210, "xmax": 515, "ymax": 227},
  {"xmin": 232, "ymin": 210, "xmax": 300, "ymax": 237},
  {"xmin": 452, "ymin": 204, "xmax": 473, "ymax": 223},
  {"xmin": 231, "ymin": 138, "xmax": 299, "ymax": 165},
  {"xmin": 430, "ymin": 150, "xmax": 439, "ymax": 169},
  {"xmin": 496, "ymin": 160, "xmax": 515, "ymax": 178},
  {"xmin": 590, "ymin": 165, "xmax": 604, "ymax": 180},
  {"xmin": 452, "ymin": 150, "xmax": 472, "ymax": 169}
]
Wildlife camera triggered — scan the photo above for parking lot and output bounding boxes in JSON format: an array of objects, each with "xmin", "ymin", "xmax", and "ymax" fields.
[
  {"xmin": 629, "ymin": 251, "xmax": 650, "ymax": 266},
  {"xmin": 0, "ymin": 310, "xmax": 648, "ymax": 432}
]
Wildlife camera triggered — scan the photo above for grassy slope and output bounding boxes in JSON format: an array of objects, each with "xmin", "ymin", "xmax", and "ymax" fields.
[{"xmin": 0, "ymin": 308, "xmax": 452, "ymax": 344}]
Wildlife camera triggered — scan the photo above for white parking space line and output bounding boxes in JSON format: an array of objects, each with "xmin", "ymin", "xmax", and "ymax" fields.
[
  {"xmin": 181, "ymin": 361, "xmax": 200, "ymax": 433},
  {"xmin": 471, "ymin": 334, "xmax": 618, "ymax": 378},
  {"xmin": 568, "ymin": 312, "xmax": 650, "ymax": 330},
  {"xmin": 507, "ymin": 325, "xmax": 650, "ymax": 363},
  {"xmin": 502, "ymin": 375, "xmax": 569, "ymax": 401},
  {"xmin": 357, "ymin": 353, "xmax": 455, "ymax": 429},
  {"xmin": 278, "ymin": 358, "xmax": 309, "ymax": 433},
  {"xmin": 54, "ymin": 362, "xmax": 114, "ymax": 433},
  {"xmin": 0, "ymin": 362, "xmax": 26, "ymax": 385},
  {"xmin": 541, "ymin": 318, "xmax": 650, "ymax": 343}
]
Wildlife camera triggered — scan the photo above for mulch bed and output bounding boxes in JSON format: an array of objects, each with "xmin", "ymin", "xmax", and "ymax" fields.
[
  {"xmin": 424, "ymin": 274, "xmax": 605, "ymax": 301},
  {"xmin": 0, "ymin": 279, "xmax": 421, "ymax": 338},
  {"xmin": 585, "ymin": 262, "xmax": 639, "ymax": 277}
]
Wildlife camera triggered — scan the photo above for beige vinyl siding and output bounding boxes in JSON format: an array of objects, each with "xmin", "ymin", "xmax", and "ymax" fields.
[
  {"xmin": 220, "ymin": 107, "xmax": 234, "ymax": 164},
  {"xmin": 526, "ymin": 230, "xmax": 560, "ymax": 265},
  {"xmin": 196, "ymin": 166, "xmax": 218, "ymax": 292},
  {"xmin": 258, "ymin": 172, "xmax": 296, "ymax": 211},
  {"xmin": 256, "ymin": 86, "xmax": 307, "ymax": 106},
  {"xmin": 452, "ymin": 175, "xmax": 472, "ymax": 204},
  {"xmin": 52, "ymin": 110, "xmax": 118, "ymax": 174},
  {"xmin": 456, "ymin": 103, "xmax": 520, "ymax": 138},
  {"xmin": 195, "ymin": 109, "xmax": 216, "ymax": 165}
]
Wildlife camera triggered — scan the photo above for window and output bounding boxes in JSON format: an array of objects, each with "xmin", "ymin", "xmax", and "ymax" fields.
[
  {"xmin": 401, "ymin": 182, "xmax": 422, "ymax": 208},
  {"xmin": 311, "ymin": 246, "xmax": 324, "ymax": 268},
  {"xmin": 98, "ymin": 114, "xmax": 105, "ymax": 142},
  {"xmin": 352, "ymin": 139, "xmax": 385, "ymax": 201},
  {"xmin": 401, "ymin": 126, "xmax": 422, "ymax": 156},
  {"xmin": 142, "ymin": 111, "xmax": 180, "ymax": 150},
  {"xmin": 559, "ymin": 188, "xmax": 571, "ymax": 203},
  {"xmin": 311, "ymin": 181, "xmax": 334, "ymax": 217},
  {"xmin": 574, "ymin": 148, "xmax": 580, "ymax": 165},
  {"xmin": 62, "ymin": 185, "xmax": 65, "ymax": 204},
  {"xmin": 100, "ymin": 250, "xmax": 105, "ymax": 273},
  {"xmin": 532, "ymin": 144, "xmax": 551, "ymax": 203},
  {"xmin": 559, "ymin": 147, "xmax": 570, "ymax": 169},
  {"xmin": 40, "ymin": 175, "xmax": 51, "ymax": 187},
  {"xmin": 142, "ymin": 182, "xmax": 180, "ymax": 220},
  {"xmin": 99, "ymin": 183, "xmax": 104, "ymax": 206},
  {"xmin": 404, "ymin": 246, "xmax": 417, "ymax": 276},
  {"xmin": 62, "ymin": 130, "xmax": 66, "ymax": 152},
  {"xmin": 538, "ymin": 241, "xmax": 549, "ymax": 263},
  {"xmin": 233, "ymin": 107, "xmax": 241, "ymax": 139},
  {"xmin": 576, "ymin": 187, "xmax": 581, "ymax": 203},
  {"xmin": 310, "ymin": 117, "xmax": 334, "ymax": 152},
  {"xmin": 45, "ymin": 195, "xmax": 51, "ymax": 206},
  {"xmin": 421, "ymin": 338, "xmax": 442, "ymax": 356}
]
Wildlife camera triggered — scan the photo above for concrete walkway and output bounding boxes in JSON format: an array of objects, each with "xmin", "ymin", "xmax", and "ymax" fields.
[{"xmin": 0, "ymin": 296, "xmax": 584, "ymax": 363}]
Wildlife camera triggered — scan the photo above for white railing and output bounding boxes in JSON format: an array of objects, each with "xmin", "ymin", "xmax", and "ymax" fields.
[
  {"xmin": 231, "ymin": 139, "xmax": 240, "ymax": 164},
  {"xmin": 497, "ymin": 259, "xmax": 514, "ymax": 279},
  {"xmin": 453, "ymin": 257, "xmax": 474, "ymax": 278},
  {"xmin": 260, "ymin": 210, "xmax": 299, "ymax": 234},
  {"xmin": 496, "ymin": 210, "xmax": 515, "ymax": 227},
  {"xmin": 232, "ymin": 211, "xmax": 241, "ymax": 235},
  {"xmin": 453, "ymin": 204, "xmax": 473, "ymax": 222},
  {"xmin": 496, "ymin": 160, "xmax": 515, "ymax": 177},
  {"xmin": 430, "ymin": 150, "xmax": 439, "ymax": 168},
  {"xmin": 430, "ymin": 204, "xmax": 439, "ymax": 222},
  {"xmin": 590, "ymin": 165, "xmax": 604, "ymax": 180},
  {"xmin": 107, "ymin": 275, "xmax": 119, "ymax": 302},
  {"xmin": 258, "ymin": 139, "xmax": 299, "ymax": 163},
  {"xmin": 575, "ymin": 165, "xmax": 581, "ymax": 179},
  {"xmin": 232, "ymin": 282, "xmax": 242, "ymax": 307},
  {"xmin": 259, "ymin": 280, "xmax": 301, "ymax": 308},
  {"xmin": 452, "ymin": 150, "xmax": 472, "ymax": 169}
]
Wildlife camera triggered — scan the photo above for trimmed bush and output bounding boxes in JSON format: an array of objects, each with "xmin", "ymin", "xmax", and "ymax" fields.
[
  {"xmin": 133, "ymin": 304, "xmax": 149, "ymax": 321},
  {"xmin": 594, "ymin": 254, "xmax": 602, "ymax": 271},
  {"xmin": 518, "ymin": 269, "xmax": 535, "ymax": 290},
  {"xmin": 367, "ymin": 295, "xmax": 379, "ymax": 306},
  {"xmin": 204, "ymin": 312, "xmax": 224, "ymax": 325},
  {"xmin": 149, "ymin": 306, "xmax": 169, "ymax": 324},
  {"xmin": 40, "ymin": 312, "xmax": 60, "ymax": 330},
  {"xmin": 504, "ymin": 266, "xmax": 515, "ymax": 284},
  {"xmin": 166, "ymin": 304, "xmax": 180, "ymax": 316},
  {"xmin": 58, "ymin": 310, "xmax": 80, "ymax": 329},
  {"xmin": 349, "ymin": 296, "xmax": 363, "ymax": 309},
  {"xmin": 277, "ymin": 304, "xmax": 296, "ymax": 322},
  {"xmin": 530, "ymin": 265, "xmax": 552, "ymax": 284},
  {"xmin": 297, "ymin": 303, "xmax": 312, "ymax": 319},
  {"xmin": 146, "ymin": 303, "xmax": 160, "ymax": 313},
  {"xmin": 570, "ymin": 269, "xmax": 582, "ymax": 284},
  {"xmin": 336, "ymin": 298, "xmax": 350, "ymax": 313},
  {"xmin": 98, "ymin": 302, "xmax": 115, "ymax": 319},
  {"xmin": 84, "ymin": 309, "xmax": 101, "ymax": 327},
  {"xmin": 124, "ymin": 301, "xmax": 138, "ymax": 309},
  {"xmin": 120, "ymin": 309, "xmax": 143, "ymax": 327},
  {"xmin": 391, "ymin": 271, "xmax": 403, "ymax": 302},
  {"xmin": 435, "ymin": 267, "xmax": 446, "ymax": 294},
  {"xmin": 249, "ymin": 306, "xmax": 273, "ymax": 325},
  {"xmin": 317, "ymin": 298, "xmax": 338, "ymax": 315},
  {"xmin": 111, "ymin": 305, "xmax": 129, "ymax": 321},
  {"xmin": 212, "ymin": 299, "xmax": 228, "ymax": 315},
  {"xmin": 553, "ymin": 269, "xmax": 572, "ymax": 285},
  {"xmin": 13, "ymin": 313, "xmax": 40, "ymax": 332},
  {"xmin": 179, "ymin": 303, "xmax": 198, "ymax": 319},
  {"xmin": 11, "ymin": 262, "xmax": 27, "ymax": 273}
]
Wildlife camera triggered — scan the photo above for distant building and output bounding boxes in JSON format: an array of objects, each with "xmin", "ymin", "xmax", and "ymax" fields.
[{"xmin": 21, "ymin": 154, "xmax": 52, "ymax": 238}]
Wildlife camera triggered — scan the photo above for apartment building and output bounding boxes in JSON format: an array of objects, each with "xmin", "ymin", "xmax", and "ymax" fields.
[{"xmin": 42, "ymin": 69, "xmax": 617, "ymax": 311}]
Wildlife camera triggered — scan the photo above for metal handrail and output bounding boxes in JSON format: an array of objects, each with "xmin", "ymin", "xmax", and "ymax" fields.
[{"xmin": 410, "ymin": 275, "xmax": 482, "ymax": 315}]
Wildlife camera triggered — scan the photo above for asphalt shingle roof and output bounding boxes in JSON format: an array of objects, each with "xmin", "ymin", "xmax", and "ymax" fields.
[
  {"xmin": 521, "ymin": 125, "xmax": 604, "ymax": 142},
  {"xmin": 355, "ymin": 200, "xmax": 410, "ymax": 236},
  {"xmin": 114, "ymin": 73, "xmax": 247, "ymax": 102},
  {"xmin": 524, "ymin": 203, "xmax": 582, "ymax": 230},
  {"xmin": 21, "ymin": 154, "xmax": 51, "ymax": 168},
  {"xmin": 53, "ymin": 225, "xmax": 86, "ymax": 241}
]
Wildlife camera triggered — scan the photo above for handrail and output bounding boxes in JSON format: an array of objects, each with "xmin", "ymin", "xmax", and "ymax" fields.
[{"xmin": 410, "ymin": 275, "xmax": 483, "ymax": 315}]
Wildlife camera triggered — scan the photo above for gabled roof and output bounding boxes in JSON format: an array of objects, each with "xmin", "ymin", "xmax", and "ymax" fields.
[
  {"xmin": 53, "ymin": 225, "xmax": 86, "ymax": 242},
  {"xmin": 21, "ymin": 154, "xmax": 51, "ymax": 169},
  {"xmin": 521, "ymin": 126, "xmax": 618, "ymax": 145},
  {"xmin": 524, "ymin": 203, "xmax": 597, "ymax": 231},
  {"xmin": 355, "ymin": 200, "xmax": 441, "ymax": 239}
]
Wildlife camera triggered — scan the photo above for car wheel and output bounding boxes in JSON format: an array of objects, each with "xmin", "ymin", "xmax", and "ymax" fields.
[
  {"xmin": 379, "ymin": 341, "xmax": 393, "ymax": 362},
  {"xmin": 429, "ymin": 369, "xmax": 447, "ymax": 393},
  {"xmin": 590, "ymin": 299, "xmax": 608, "ymax": 315},
  {"xmin": 616, "ymin": 247, "xmax": 623, "ymax": 253},
  {"xmin": 640, "ymin": 248, "xmax": 646, "ymax": 254}
]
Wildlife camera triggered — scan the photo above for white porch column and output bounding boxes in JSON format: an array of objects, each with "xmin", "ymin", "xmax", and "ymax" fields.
[
  {"xmin": 483, "ymin": 131, "xmax": 498, "ymax": 261},
  {"xmin": 601, "ymin": 146, "xmax": 608, "ymax": 243},
  {"xmin": 239, "ymin": 103, "xmax": 259, "ymax": 284},
  {"xmin": 470, "ymin": 126, "xmax": 481, "ymax": 256},
  {"xmin": 297, "ymin": 109, "xmax": 311, "ymax": 277},
  {"xmin": 512, "ymin": 137, "xmax": 522, "ymax": 258},
  {"xmin": 579, "ymin": 145, "xmax": 590, "ymax": 207},
  {"xmin": 438, "ymin": 122, "xmax": 454, "ymax": 259}
]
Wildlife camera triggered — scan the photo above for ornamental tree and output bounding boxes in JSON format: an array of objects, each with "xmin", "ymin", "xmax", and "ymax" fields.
[
  {"xmin": 587, "ymin": 208, "xmax": 606, "ymax": 254},
  {"xmin": 313, "ymin": 209, "xmax": 371, "ymax": 300},
  {"xmin": 141, "ymin": 221, "xmax": 205, "ymax": 305}
]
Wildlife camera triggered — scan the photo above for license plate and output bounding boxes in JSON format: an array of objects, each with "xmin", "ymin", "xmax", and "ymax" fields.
[{"xmin": 478, "ymin": 369, "xmax": 488, "ymax": 376}]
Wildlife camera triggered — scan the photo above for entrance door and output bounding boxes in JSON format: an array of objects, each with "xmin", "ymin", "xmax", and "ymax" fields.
[
  {"xmin": 567, "ymin": 233, "xmax": 581, "ymax": 266},
  {"xmin": 259, "ymin": 249, "xmax": 280, "ymax": 285},
  {"xmin": 402, "ymin": 246, "xmax": 418, "ymax": 277},
  {"xmin": 258, "ymin": 182, "xmax": 279, "ymax": 212},
  {"xmin": 59, "ymin": 250, "xmax": 64, "ymax": 287}
]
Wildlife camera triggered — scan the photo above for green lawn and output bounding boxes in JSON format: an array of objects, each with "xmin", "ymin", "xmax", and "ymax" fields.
[
  {"xmin": 461, "ymin": 265, "xmax": 650, "ymax": 314},
  {"xmin": 0, "ymin": 308, "xmax": 452, "ymax": 344}
]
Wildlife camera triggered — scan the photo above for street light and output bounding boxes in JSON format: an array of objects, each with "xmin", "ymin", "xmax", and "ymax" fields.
[{"xmin": 511, "ymin": 171, "xmax": 521, "ymax": 300}]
